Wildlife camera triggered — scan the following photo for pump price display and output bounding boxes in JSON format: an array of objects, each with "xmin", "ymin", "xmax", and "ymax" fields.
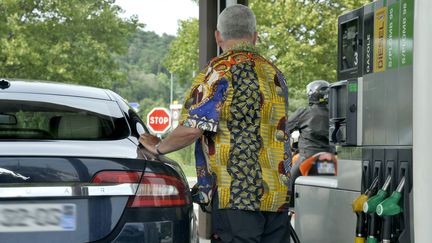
[{"xmin": 0, "ymin": 203, "xmax": 76, "ymax": 232}]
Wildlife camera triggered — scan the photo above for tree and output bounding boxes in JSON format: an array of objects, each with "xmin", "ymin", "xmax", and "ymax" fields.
[
  {"xmin": 0, "ymin": 0, "xmax": 139, "ymax": 88},
  {"xmin": 163, "ymin": 18, "xmax": 199, "ymax": 86},
  {"xmin": 250, "ymin": 0, "xmax": 372, "ymax": 110},
  {"xmin": 117, "ymin": 30, "xmax": 174, "ymax": 76},
  {"xmin": 113, "ymin": 28, "xmax": 192, "ymax": 113}
]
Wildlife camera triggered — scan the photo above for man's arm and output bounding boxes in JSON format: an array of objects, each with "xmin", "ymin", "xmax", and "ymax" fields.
[{"xmin": 139, "ymin": 125, "xmax": 203, "ymax": 155}]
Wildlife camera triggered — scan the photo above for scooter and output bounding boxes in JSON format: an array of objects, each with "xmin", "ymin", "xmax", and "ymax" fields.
[
  {"xmin": 291, "ymin": 151, "xmax": 338, "ymax": 176},
  {"xmin": 288, "ymin": 131, "xmax": 338, "ymax": 243}
]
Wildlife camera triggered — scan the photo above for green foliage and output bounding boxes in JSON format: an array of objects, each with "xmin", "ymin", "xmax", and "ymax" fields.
[
  {"xmin": 113, "ymin": 29, "xmax": 190, "ymax": 118},
  {"xmin": 117, "ymin": 30, "xmax": 174, "ymax": 76},
  {"xmin": 166, "ymin": 144, "xmax": 195, "ymax": 177},
  {"xmin": 12, "ymin": 111, "xmax": 48, "ymax": 130},
  {"xmin": 0, "ymin": 0, "xmax": 139, "ymax": 87},
  {"xmin": 115, "ymin": 29, "xmax": 173, "ymax": 106},
  {"xmin": 249, "ymin": 0, "xmax": 372, "ymax": 109},
  {"xmin": 163, "ymin": 18, "xmax": 199, "ymax": 86},
  {"xmin": 116, "ymin": 72, "xmax": 170, "ymax": 112},
  {"xmin": 289, "ymin": 88, "xmax": 308, "ymax": 113},
  {"xmin": 166, "ymin": 144, "xmax": 195, "ymax": 166}
]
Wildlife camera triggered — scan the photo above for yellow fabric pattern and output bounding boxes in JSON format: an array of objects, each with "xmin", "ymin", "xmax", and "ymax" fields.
[{"xmin": 181, "ymin": 50, "xmax": 290, "ymax": 212}]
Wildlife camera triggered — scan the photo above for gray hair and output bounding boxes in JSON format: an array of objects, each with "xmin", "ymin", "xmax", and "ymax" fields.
[{"xmin": 217, "ymin": 4, "xmax": 256, "ymax": 41}]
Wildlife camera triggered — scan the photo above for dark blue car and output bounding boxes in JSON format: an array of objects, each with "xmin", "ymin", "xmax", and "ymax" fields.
[{"xmin": 0, "ymin": 79, "xmax": 197, "ymax": 242}]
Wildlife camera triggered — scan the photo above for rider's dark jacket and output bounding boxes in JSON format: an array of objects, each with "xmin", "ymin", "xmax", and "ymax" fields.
[{"xmin": 287, "ymin": 104, "xmax": 335, "ymax": 158}]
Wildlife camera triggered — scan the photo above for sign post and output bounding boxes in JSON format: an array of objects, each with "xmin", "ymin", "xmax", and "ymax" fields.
[
  {"xmin": 147, "ymin": 107, "xmax": 172, "ymax": 135},
  {"xmin": 170, "ymin": 102, "xmax": 183, "ymax": 129}
]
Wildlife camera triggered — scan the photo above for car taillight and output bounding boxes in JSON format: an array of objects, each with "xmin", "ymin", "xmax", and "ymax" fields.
[
  {"xmin": 128, "ymin": 172, "xmax": 190, "ymax": 207},
  {"xmin": 91, "ymin": 171, "xmax": 142, "ymax": 183}
]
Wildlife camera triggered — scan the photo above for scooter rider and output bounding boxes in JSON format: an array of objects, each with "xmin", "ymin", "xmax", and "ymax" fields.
[{"xmin": 288, "ymin": 80, "xmax": 335, "ymax": 182}]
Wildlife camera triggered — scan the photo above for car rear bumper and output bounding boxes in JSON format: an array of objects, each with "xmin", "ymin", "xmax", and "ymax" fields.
[{"xmin": 96, "ymin": 206, "xmax": 196, "ymax": 243}]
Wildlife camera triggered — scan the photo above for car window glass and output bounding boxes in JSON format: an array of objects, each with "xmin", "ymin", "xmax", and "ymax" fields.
[{"xmin": 0, "ymin": 93, "xmax": 130, "ymax": 140}]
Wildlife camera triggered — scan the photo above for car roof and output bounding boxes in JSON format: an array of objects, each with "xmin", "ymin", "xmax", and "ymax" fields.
[{"xmin": 0, "ymin": 79, "xmax": 113, "ymax": 100}]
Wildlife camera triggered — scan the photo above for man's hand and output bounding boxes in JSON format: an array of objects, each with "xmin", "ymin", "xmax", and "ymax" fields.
[
  {"xmin": 139, "ymin": 133, "xmax": 161, "ymax": 155},
  {"xmin": 138, "ymin": 126, "xmax": 203, "ymax": 156}
]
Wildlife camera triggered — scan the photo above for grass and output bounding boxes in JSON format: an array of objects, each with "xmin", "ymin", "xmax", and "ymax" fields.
[
  {"xmin": 165, "ymin": 147, "xmax": 196, "ymax": 177},
  {"xmin": 179, "ymin": 164, "xmax": 196, "ymax": 177}
]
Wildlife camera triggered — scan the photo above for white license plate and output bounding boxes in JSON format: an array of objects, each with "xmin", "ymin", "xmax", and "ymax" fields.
[
  {"xmin": 0, "ymin": 203, "xmax": 76, "ymax": 232},
  {"xmin": 317, "ymin": 162, "xmax": 336, "ymax": 174}
]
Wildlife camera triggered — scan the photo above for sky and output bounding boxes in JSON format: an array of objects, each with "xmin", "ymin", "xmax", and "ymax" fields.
[{"xmin": 115, "ymin": 0, "xmax": 199, "ymax": 36}]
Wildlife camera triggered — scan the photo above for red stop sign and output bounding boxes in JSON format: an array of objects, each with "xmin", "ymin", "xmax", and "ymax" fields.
[{"xmin": 147, "ymin": 107, "xmax": 172, "ymax": 134}]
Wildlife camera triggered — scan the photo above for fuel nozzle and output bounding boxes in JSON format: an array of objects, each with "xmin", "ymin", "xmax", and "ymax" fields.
[
  {"xmin": 352, "ymin": 177, "xmax": 379, "ymax": 243},
  {"xmin": 376, "ymin": 177, "xmax": 406, "ymax": 216},
  {"xmin": 352, "ymin": 177, "xmax": 379, "ymax": 212},
  {"xmin": 363, "ymin": 176, "xmax": 392, "ymax": 214}
]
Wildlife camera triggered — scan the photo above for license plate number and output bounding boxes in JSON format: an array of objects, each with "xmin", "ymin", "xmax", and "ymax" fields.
[
  {"xmin": 317, "ymin": 162, "xmax": 336, "ymax": 175},
  {"xmin": 0, "ymin": 204, "xmax": 76, "ymax": 232}
]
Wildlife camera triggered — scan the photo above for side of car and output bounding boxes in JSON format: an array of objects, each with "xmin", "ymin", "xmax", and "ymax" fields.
[{"xmin": 0, "ymin": 80, "xmax": 197, "ymax": 243}]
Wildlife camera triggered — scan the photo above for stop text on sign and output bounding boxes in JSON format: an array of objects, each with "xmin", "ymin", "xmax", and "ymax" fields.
[
  {"xmin": 150, "ymin": 116, "xmax": 169, "ymax": 125},
  {"xmin": 146, "ymin": 107, "xmax": 172, "ymax": 134}
]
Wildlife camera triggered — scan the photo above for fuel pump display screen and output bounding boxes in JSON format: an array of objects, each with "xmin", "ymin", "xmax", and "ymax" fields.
[{"xmin": 341, "ymin": 19, "xmax": 359, "ymax": 71}]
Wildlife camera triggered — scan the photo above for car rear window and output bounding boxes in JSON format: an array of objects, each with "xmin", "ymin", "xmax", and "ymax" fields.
[{"xmin": 0, "ymin": 93, "xmax": 130, "ymax": 140}]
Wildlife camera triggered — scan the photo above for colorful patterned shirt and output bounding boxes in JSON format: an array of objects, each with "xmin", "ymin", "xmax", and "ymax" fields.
[{"xmin": 181, "ymin": 44, "xmax": 292, "ymax": 212}]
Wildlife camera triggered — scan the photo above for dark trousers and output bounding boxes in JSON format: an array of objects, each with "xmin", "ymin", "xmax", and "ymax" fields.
[{"xmin": 211, "ymin": 193, "xmax": 291, "ymax": 243}]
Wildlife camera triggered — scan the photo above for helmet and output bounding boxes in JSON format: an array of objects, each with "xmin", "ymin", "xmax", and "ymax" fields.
[{"xmin": 306, "ymin": 80, "xmax": 330, "ymax": 104}]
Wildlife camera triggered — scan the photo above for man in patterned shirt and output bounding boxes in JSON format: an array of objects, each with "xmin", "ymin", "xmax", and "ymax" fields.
[{"xmin": 139, "ymin": 4, "xmax": 292, "ymax": 242}]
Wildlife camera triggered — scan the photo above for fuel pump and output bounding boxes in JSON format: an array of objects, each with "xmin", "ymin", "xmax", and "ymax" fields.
[
  {"xmin": 329, "ymin": 0, "xmax": 414, "ymax": 242},
  {"xmin": 294, "ymin": 0, "xmax": 414, "ymax": 242}
]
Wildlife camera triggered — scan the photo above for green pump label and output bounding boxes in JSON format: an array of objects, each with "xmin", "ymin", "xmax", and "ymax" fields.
[
  {"xmin": 399, "ymin": 0, "xmax": 413, "ymax": 67},
  {"xmin": 386, "ymin": 1, "xmax": 399, "ymax": 69},
  {"xmin": 348, "ymin": 83, "xmax": 358, "ymax": 93}
]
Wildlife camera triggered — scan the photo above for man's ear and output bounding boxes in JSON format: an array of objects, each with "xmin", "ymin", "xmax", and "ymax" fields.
[
  {"xmin": 215, "ymin": 30, "xmax": 223, "ymax": 47},
  {"xmin": 252, "ymin": 32, "xmax": 258, "ymax": 45}
]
